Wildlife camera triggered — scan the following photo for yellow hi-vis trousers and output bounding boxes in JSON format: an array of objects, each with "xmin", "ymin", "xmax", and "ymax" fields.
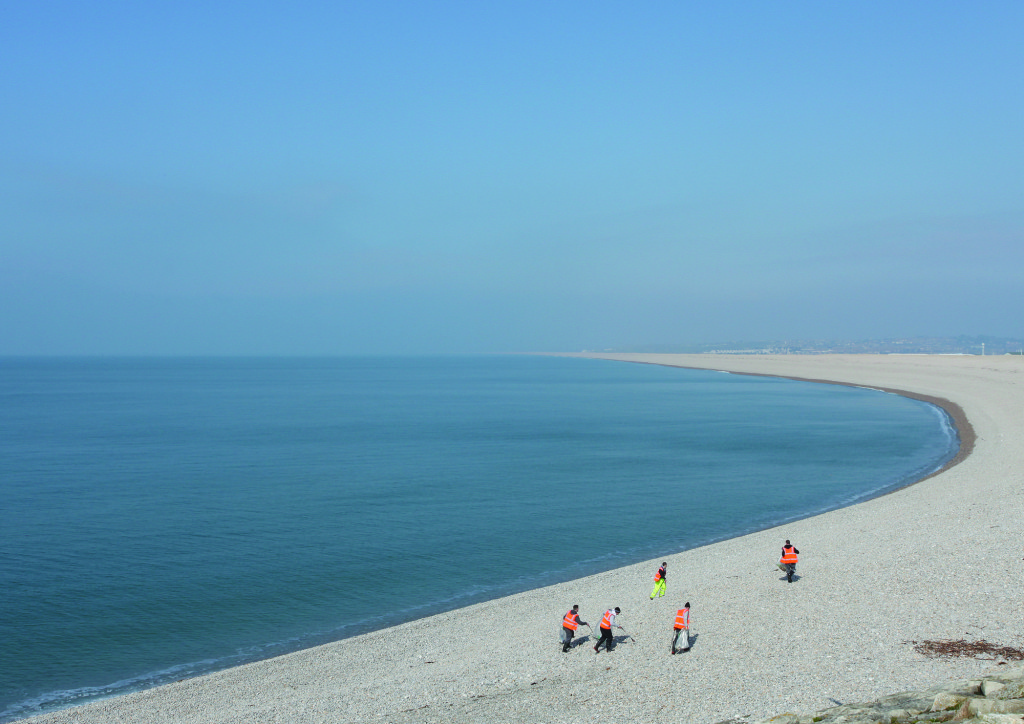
[{"xmin": 650, "ymin": 578, "xmax": 666, "ymax": 598}]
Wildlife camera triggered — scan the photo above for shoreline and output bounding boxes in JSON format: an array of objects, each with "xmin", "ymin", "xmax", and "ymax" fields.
[
  {"xmin": 19, "ymin": 354, "xmax": 1024, "ymax": 724},
  {"xmin": 4, "ymin": 353, "xmax": 956, "ymax": 721},
  {"xmin": 584, "ymin": 353, "xmax": 976, "ymax": 482}
]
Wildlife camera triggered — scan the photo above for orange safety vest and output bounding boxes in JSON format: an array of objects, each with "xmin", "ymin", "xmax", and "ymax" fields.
[
  {"xmin": 654, "ymin": 567, "xmax": 665, "ymax": 582},
  {"xmin": 780, "ymin": 546, "xmax": 798, "ymax": 564},
  {"xmin": 562, "ymin": 610, "xmax": 579, "ymax": 631},
  {"xmin": 600, "ymin": 609, "xmax": 614, "ymax": 630},
  {"xmin": 674, "ymin": 608, "xmax": 689, "ymax": 630}
]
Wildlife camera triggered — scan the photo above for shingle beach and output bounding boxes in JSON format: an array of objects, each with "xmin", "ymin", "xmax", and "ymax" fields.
[{"xmin": 20, "ymin": 354, "xmax": 1024, "ymax": 724}]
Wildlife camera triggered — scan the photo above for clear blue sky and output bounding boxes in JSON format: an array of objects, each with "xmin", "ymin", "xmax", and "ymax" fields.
[{"xmin": 2, "ymin": 1, "xmax": 1022, "ymax": 354}]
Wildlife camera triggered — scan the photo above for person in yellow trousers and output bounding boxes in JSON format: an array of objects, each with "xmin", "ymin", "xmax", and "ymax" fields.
[
  {"xmin": 649, "ymin": 561, "xmax": 667, "ymax": 599},
  {"xmin": 671, "ymin": 602, "xmax": 691, "ymax": 654}
]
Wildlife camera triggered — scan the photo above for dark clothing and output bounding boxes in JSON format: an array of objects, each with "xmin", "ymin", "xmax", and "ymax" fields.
[
  {"xmin": 781, "ymin": 545, "xmax": 799, "ymax": 582},
  {"xmin": 561, "ymin": 626, "xmax": 575, "ymax": 652},
  {"xmin": 561, "ymin": 610, "xmax": 587, "ymax": 652},
  {"xmin": 595, "ymin": 627, "xmax": 615, "ymax": 653}
]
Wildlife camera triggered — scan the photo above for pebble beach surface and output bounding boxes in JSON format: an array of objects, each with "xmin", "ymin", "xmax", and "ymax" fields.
[{"xmin": 20, "ymin": 354, "xmax": 1024, "ymax": 724}]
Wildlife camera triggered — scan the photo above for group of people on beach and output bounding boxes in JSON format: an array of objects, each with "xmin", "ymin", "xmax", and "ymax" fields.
[
  {"xmin": 561, "ymin": 603, "xmax": 651, "ymax": 654},
  {"xmin": 559, "ymin": 542, "xmax": 799, "ymax": 656}
]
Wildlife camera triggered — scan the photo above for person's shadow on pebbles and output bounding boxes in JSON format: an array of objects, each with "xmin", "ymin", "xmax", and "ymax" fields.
[{"xmin": 564, "ymin": 636, "xmax": 592, "ymax": 651}]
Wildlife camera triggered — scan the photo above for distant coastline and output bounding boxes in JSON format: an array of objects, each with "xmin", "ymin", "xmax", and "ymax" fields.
[
  {"xmin": 577, "ymin": 353, "xmax": 975, "ymax": 480},
  {"xmin": 581, "ymin": 334, "xmax": 1024, "ymax": 356}
]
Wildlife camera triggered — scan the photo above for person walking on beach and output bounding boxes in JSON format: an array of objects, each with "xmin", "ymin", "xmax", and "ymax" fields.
[
  {"xmin": 560, "ymin": 605, "xmax": 588, "ymax": 653},
  {"xmin": 594, "ymin": 607, "xmax": 623, "ymax": 653},
  {"xmin": 650, "ymin": 562, "xmax": 667, "ymax": 599},
  {"xmin": 779, "ymin": 540, "xmax": 799, "ymax": 583},
  {"xmin": 671, "ymin": 602, "xmax": 691, "ymax": 654}
]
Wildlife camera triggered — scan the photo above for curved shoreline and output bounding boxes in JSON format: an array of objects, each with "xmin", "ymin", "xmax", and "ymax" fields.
[
  {"xmin": 20, "ymin": 354, "xmax": 1024, "ymax": 724},
  {"xmin": 8, "ymin": 357, "xmax": 955, "ymax": 721},
  {"xmin": 600, "ymin": 355, "xmax": 976, "ymax": 482}
]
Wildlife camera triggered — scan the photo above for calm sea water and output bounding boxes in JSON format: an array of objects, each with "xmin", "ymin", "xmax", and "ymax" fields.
[{"xmin": 0, "ymin": 355, "xmax": 957, "ymax": 721}]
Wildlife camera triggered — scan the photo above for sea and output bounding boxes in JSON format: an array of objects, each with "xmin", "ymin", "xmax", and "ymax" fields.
[{"xmin": 0, "ymin": 355, "xmax": 959, "ymax": 721}]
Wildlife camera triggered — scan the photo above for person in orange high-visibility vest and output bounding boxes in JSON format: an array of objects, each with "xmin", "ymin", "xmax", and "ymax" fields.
[
  {"xmin": 650, "ymin": 562, "xmax": 667, "ymax": 599},
  {"xmin": 778, "ymin": 540, "xmax": 799, "ymax": 583},
  {"xmin": 560, "ymin": 605, "xmax": 589, "ymax": 653},
  {"xmin": 594, "ymin": 607, "xmax": 622, "ymax": 653},
  {"xmin": 671, "ymin": 602, "xmax": 691, "ymax": 654}
]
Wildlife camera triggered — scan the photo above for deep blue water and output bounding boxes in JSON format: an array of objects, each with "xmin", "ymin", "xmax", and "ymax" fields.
[{"xmin": 0, "ymin": 355, "xmax": 957, "ymax": 721}]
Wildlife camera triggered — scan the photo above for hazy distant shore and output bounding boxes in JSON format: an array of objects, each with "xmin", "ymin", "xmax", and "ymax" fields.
[{"xmin": 20, "ymin": 354, "xmax": 1024, "ymax": 724}]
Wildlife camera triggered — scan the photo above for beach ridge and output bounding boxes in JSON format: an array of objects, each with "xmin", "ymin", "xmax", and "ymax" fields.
[{"xmin": 566, "ymin": 352, "xmax": 977, "ymax": 481}]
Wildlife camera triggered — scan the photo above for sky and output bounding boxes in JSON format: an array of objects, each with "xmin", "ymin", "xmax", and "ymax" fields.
[{"xmin": 2, "ymin": 1, "xmax": 1022, "ymax": 354}]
